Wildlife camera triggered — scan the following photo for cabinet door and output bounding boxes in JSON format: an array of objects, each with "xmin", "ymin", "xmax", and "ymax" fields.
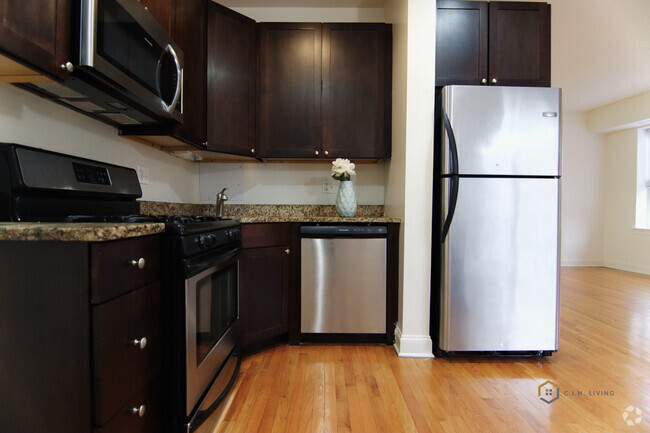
[
  {"xmin": 0, "ymin": 0, "xmax": 70, "ymax": 80},
  {"xmin": 259, "ymin": 23, "xmax": 322, "ymax": 158},
  {"xmin": 239, "ymin": 246, "xmax": 290, "ymax": 352},
  {"xmin": 207, "ymin": 2, "xmax": 256, "ymax": 155},
  {"xmin": 488, "ymin": 2, "xmax": 550, "ymax": 87},
  {"xmin": 435, "ymin": 1, "xmax": 488, "ymax": 86},
  {"xmin": 322, "ymin": 24, "xmax": 391, "ymax": 159},
  {"xmin": 93, "ymin": 282, "xmax": 162, "ymax": 426},
  {"xmin": 139, "ymin": 0, "xmax": 174, "ymax": 35},
  {"xmin": 172, "ymin": 0, "xmax": 208, "ymax": 146}
]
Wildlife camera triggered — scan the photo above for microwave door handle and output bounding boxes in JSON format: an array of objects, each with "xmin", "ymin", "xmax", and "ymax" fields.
[{"xmin": 158, "ymin": 44, "xmax": 182, "ymax": 114}]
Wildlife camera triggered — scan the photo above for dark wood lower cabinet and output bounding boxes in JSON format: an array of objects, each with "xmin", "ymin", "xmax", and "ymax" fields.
[
  {"xmin": 0, "ymin": 235, "xmax": 162, "ymax": 433},
  {"xmin": 239, "ymin": 223, "xmax": 298, "ymax": 353}
]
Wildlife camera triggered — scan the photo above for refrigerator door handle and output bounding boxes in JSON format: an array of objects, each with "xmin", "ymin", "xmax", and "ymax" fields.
[
  {"xmin": 442, "ymin": 110, "xmax": 459, "ymax": 175},
  {"xmin": 441, "ymin": 175, "xmax": 459, "ymax": 243}
]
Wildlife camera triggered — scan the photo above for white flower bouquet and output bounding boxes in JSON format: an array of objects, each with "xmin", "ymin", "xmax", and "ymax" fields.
[{"xmin": 331, "ymin": 158, "xmax": 356, "ymax": 182}]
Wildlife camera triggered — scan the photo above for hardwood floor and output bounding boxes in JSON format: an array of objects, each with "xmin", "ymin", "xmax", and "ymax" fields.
[{"xmin": 211, "ymin": 267, "xmax": 650, "ymax": 433}]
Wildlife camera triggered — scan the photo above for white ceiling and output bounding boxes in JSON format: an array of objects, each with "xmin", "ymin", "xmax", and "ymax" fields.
[{"xmin": 217, "ymin": 0, "xmax": 384, "ymax": 7}]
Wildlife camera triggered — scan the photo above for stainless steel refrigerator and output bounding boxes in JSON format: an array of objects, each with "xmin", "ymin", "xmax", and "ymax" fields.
[{"xmin": 437, "ymin": 85, "xmax": 561, "ymax": 354}]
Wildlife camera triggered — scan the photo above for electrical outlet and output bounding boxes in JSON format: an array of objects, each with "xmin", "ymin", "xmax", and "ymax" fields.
[
  {"xmin": 322, "ymin": 180, "xmax": 336, "ymax": 194},
  {"xmin": 137, "ymin": 165, "xmax": 149, "ymax": 185}
]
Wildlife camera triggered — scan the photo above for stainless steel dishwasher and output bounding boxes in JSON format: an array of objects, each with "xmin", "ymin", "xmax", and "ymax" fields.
[{"xmin": 300, "ymin": 225, "xmax": 387, "ymax": 339}]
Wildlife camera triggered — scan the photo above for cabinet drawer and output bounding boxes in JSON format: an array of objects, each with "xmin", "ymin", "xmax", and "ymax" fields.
[
  {"xmin": 95, "ymin": 380, "xmax": 161, "ymax": 433},
  {"xmin": 93, "ymin": 282, "xmax": 161, "ymax": 426},
  {"xmin": 91, "ymin": 235, "xmax": 160, "ymax": 304},
  {"xmin": 242, "ymin": 223, "xmax": 292, "ymax": 248}
]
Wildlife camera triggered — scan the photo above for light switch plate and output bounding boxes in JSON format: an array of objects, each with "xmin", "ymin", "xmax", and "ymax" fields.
[{"xmin": 137, "ymin": 165, "xmax": 149, "ymax": 185}]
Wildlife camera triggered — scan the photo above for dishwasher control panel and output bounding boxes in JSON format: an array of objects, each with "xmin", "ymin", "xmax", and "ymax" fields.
[{"xmin": 300, "ymin": 225, "xmax": 387, "ymax": 236}]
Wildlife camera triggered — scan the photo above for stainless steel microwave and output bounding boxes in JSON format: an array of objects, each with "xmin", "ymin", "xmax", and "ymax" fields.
[{"xmin": 22, "ymin": 0, "xmax": 184, "ymax": 127}]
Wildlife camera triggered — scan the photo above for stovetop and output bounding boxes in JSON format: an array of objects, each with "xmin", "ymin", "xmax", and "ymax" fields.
[{"xmin": 62, "ymin": 214, "xmax": 238, "ymax": 236}]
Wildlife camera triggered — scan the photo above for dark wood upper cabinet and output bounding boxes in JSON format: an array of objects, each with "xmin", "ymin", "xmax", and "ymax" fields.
[
  {"xmin": 0, "ymin": 0, "xmax": 71, "ymax": 80},
  {"xmin": 172, "ymin": 0, "xmax": 208, "ymax": 146},
  {"xmin": 258, "ymin": 23, "xmax": 322, "ymax": 158},
  {"xmin": 488, "ymin": 1, "xmax": 550, "ymax": 87},
  {"xmin": 259, "ymin": 22, "xmax": 391, "ymax": 159},
  {"xmin": 139, "ymin": 0, "xmax": 174, "ymax": 35},
  {"xmin": 436, "ymin": 1, "xmax": 550, "ymax": 87},
  {"xmin": 322, "ymin": 23, "xmax": 391, "ymax": 159},
  {"xmin": 207, "ymin": 2, "xmax": 256, "ymax": 156},
  {"xmin": 435, "ymin": 1, "xmax": 488, "ymax": 86}
]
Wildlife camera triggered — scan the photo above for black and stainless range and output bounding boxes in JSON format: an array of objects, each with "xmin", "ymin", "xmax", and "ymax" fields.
[
  {"xmin": 0, "ymin": 143, "xmax": 242, "ymax": 433},
  {"xmin": 161, "ymin": 216, "xmax": 242, "ymax": 433}
]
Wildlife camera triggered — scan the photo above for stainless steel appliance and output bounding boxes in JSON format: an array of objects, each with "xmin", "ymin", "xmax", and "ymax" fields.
[
  {"xmin": 20, "ymin": 0, "xmax": 183, "ymax": 127},
  {"xmin": 436, "ymin": 85, "xmax": 561, "ymax": 355},
  {"xmin": 162, "ymin": 217, "xmax": 241, "ymax": 433},
  {"xmin": 0, "ymin": 142, "xmax": 242, "ymax": 433},
  {"xmin": 300, "ymin": 225, "xmax": 387, "ymax": 342}
]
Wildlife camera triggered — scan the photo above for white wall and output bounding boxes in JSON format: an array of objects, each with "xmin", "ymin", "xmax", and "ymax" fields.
[
  {"xmin": 587, "ymin": 92, "xmax": 650, "ymax": 273},
  {"xmin": 558, "ymin": 110, "xmax": 605, "ymax": 266},
  {"xmin": 226, "ymin": 6, "xmax": 384, "ymax": 22},
  {"xmin": 602, "ymin": 128, "xmax": 650, "ymax": 273},
  {"xmin": 384, "ymin": 0, "xmax": 435, "ymax": 357},
  {"xmin": 199, "ymin": 162, "xmax": 386, "ymax": 204},
  {"xmin": 0, "ymin": 83, "xmax": 199, "ymax": 203}
]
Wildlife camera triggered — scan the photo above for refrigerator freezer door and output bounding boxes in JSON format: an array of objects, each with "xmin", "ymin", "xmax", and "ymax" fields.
[
  {"xmin": 440, "ymin": 177, "xmax": 560, "ymax": 351},
  {"xmin": 442, "ymin": 85, "xmax": 561, "ymax": 176}
]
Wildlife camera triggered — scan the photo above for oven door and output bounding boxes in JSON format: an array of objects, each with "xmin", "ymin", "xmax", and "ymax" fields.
[{"xmin": 184, "ymin": 246, "xmax": 240, "ymax": 417}]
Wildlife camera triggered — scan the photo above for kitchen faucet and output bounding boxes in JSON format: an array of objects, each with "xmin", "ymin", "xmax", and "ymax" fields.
[{"xmin": 216, "ymin": 187, "xmax": 228, "ymax": 218}]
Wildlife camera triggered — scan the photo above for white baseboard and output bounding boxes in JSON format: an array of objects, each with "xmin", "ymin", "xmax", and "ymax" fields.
[
  {"xmin": 560, "ymin": 260, "xmax": 604, "ymax": 267},
  {"xmin": 602, "ymin": 261, "xmax": 650, "ymax": 275},
  {"xmin": 393, "ymin": 325, "xmax": 434, "ymax": 358}
]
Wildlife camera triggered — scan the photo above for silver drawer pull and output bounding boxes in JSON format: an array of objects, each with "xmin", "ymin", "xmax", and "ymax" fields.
[
  {"xmin": 131, "ymin": 258, "xmax": 146, "ymax": 269},
  {"xmin": 132, "ymin": 337, "xmax": 148, "ymax": 349},
  {"xmin": 131, "ymin": 404, "xmax": 146, "ymax": 417},
  {"xmin": 284, "ymin": 248, "xmax": 290, "ymax": 255}
]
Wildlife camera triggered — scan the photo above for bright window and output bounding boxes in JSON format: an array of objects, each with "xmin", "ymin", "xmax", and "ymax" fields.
[{"xmin": 635, "ymin": 128, "xmax": 650, "ymax": 228}]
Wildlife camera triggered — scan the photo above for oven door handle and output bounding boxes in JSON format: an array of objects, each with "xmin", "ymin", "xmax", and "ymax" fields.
[{"xmin": 183, "ymin": 246, "xmax": 241, "ymax": 278}]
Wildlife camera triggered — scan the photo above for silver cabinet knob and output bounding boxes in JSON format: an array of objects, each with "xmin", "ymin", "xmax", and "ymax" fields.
[
  {"xmin": 132, "ymin": 337, "xmax": 148, "ymax": 349},
  {"xmin": 324, "ymin": 150, "xmax": 329, "ymax": 156},
  {"xmin": 60, "ymin": 62, "xmax": 74, "ymax": 72},
  {"xmin": 131, "ymin": 258, "xmax": 146, "ymax": 269},
  {"xmin": 251, "ymin": 148, "xmax": 255, "ymax": 154},
  {"xmin": 131, "ymin": 404, "xmax": 146, "ymax": 417},
  {"xmin": 314, "ymin": 150, "xmax": 319, "ymax": 156},
  {"xmin": 491, "ymin": 78, "xmax": 497, "ymax": 84},
  {"xmin": 481, "ymin": 78, "xmax": 487, "ymax": 84},
  {"xmin": 202, "ymin": 141, "xmax": 208, "ymax": 148},
  {"xmin": 284, "ymin": 248, "xmax": 290, "ymax": 255}
]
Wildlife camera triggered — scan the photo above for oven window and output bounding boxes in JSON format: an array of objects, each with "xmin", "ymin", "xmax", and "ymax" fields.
[{"xmin": 195, "ymin": 263, "xmax": 238, "ymax": 366}]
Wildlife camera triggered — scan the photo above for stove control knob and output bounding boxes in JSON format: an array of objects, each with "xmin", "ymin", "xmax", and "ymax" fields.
[
  {"xmin": 226, "ymin": 230, "xmax": 233, "ymax": 240},
  {"xmin": 198, "ymin": 235, "xmax": 207, "ymax": 248}
]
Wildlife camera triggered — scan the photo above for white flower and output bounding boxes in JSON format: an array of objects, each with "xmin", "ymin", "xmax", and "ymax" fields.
[{"xmin": 331, "ymin": 158, "xmax": 356, "ymax": 181}]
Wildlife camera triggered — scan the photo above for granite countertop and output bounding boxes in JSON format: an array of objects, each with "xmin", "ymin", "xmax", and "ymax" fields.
[
  {"xmin": 139, "ymin": 202, "xmax": 401, "ymax": 224},
  {"xmin": 0, "ymin": 222, "xmax": 165, "ymax": 242},
  {"xmin": 232, "ymin": 215, "xmax": 400, "ymax": 223},
  {"xmin": 223, "ymin": 204, "xmax": 401, "ymax": 224}
]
